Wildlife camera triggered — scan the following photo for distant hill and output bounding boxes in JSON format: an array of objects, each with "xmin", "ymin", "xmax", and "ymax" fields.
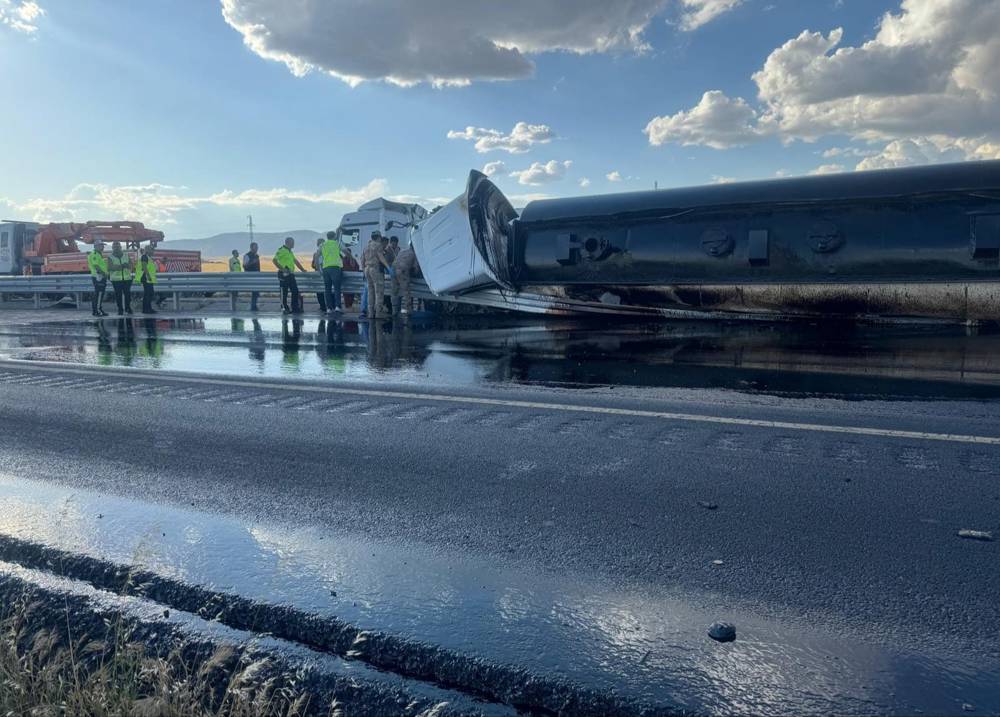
[{"xmin": 163, "ymin": 230, "xmax": 322, "ymax": 258}]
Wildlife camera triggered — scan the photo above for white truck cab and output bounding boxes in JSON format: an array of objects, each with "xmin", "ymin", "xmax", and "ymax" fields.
[{"xmin": 336, "ymin": 198, "xmax": 428, "ymax": 258}]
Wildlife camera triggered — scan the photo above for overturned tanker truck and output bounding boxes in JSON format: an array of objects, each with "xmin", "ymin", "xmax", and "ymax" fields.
[{"xmin": 408, "ymin": 160, "xmax": 1000, "ymax": 322}]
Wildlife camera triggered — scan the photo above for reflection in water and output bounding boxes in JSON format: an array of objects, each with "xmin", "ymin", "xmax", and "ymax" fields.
[
  {"xmin": 3, "ymin": 317, "xmax": 1000, "ymax": 399},
  {"xmin": 0, "ymin": 473, "xmax": 996, "ymax": 716}
]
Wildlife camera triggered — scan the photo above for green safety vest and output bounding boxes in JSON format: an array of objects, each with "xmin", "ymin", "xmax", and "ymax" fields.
[
  {"xmin": 229, "ymin": 256, "xmax": 243, "ymax": 272},
  {"xmin": 321, "ymin": 239, "xmax": 343, "ymax": 268},
  {"xmin": 88, "ymin": 251, "xmax": 108, "ymax": 278},
  {"xmin": 275, "ymin": 246, "xmax": 296, "ymax": 272},
  {"xmin": 137, "ymin": 257, "xmax": 157, "ymax": 284},
  {"xmin": 108, "ymin": 253, "xmax": 132, "ymax": 282}
]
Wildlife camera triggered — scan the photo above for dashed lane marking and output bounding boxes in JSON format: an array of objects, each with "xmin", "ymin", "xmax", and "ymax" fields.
[{"xmin": 2, "ymin": 360, "xmax": 1000, "ymax": 446}]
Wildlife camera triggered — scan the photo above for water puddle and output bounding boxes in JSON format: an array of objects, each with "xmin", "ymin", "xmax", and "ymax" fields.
[{"xmin": 1, "ymin": 317, "xmax": 1000, "ymax": 399}]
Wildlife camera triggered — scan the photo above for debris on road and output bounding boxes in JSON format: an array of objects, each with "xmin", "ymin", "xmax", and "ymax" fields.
[
  {"xmin": 698, "ymin": 501, "xmax": 719, "ymax": 510},
  {"xmin": 711, "ymin": 560, "xmax": 725, "ymax": 566},
  {"xmin": 708, "ymin": 622, "xmax": 736, "ymax": 643},
  {"xmin": 957, "ymin": 530, "xmax": 994, "ymax": 542}
]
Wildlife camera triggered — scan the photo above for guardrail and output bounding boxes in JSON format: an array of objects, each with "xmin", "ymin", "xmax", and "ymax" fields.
[{"xmin": 0, "ymin": 271, "xmax": 667, "ymax": 317}]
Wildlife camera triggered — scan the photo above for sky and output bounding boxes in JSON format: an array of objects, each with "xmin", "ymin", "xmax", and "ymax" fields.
[{"xmin": 0, "ymin": 0, "xmax": 998, "ymax": 239}]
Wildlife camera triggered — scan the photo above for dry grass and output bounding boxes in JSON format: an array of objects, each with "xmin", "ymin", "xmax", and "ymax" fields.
[
  {"xmin": 201, "ymin": 260, "xmax": 277, "ymax": 274},
  {"xmin": 0, "ymin": 592, "xmax": 325, "ymax": 717}
]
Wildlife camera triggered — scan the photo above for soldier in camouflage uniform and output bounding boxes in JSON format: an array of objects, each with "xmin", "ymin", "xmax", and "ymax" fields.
[
  {"xmin": 362, "ymin": 233, "xmax": 392, "ymax": 319},
  {"xmin": 391, "ymin": 245, "xmax": 418, "ymax": 316}
]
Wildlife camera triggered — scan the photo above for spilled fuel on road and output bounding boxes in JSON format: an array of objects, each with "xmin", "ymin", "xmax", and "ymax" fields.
[{"xmin": 1, "ymin": 315, "xmax": 1000, "ymax": 400}]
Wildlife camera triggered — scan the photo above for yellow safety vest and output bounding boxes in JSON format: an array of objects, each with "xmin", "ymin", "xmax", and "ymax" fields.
[
  {"xmin": 108, "ymin": 253, "xmax": 132, "ymax": 282},
  {"xmin": 88, "ymin": 251, "xmax": 108, "ymax": 278},
  {"xmin": 229, "ymin": 256, "xmax": 243, "ymax": 272},
  {"xmin": 137, "ymin": 256, "xmax": 157, "ymax": 284},
  {"xmin": 321, "ymin": 239, "xmax": 343, "ymax": 268},
  {"xmin": 275, "ymin": 246, "xmax": 296, "ymax": 272}
]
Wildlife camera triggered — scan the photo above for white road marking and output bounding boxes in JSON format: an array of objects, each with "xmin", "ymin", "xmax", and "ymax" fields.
[{"xmin": 2, "ymin": 359, "xmax": 999, "ymax": 446}]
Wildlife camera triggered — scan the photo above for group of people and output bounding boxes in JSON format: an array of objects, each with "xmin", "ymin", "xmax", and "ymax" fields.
[
  {"xmin": 228, "ymin": 230, "xmax": 419, "ymax": 319},
  {"xmin": 87, "ymin": 240, "xmax": 160, "ymax": 317}
]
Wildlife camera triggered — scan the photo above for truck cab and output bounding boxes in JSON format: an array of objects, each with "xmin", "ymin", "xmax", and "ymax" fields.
[
  {"xmin": 337, "ymin": 198, "xmax": 428, "ymax": 259},
  {"xmin": 0, "ymin": 221, "xmax": 39, "ymax": 275}
]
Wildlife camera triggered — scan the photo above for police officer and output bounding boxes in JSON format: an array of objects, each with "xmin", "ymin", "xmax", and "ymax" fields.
[
  {"xmin": 391, "ymin": 245, "xmax": 418, "ymax": 316},
  {"xmin": 243, "ymin": 241, "xmax": 261, "ymax": 311},
  {"xmin": 87, "ymin": 240, "xmax": 109, "ymax": 317},
  {"xmin": 320, "ymin": 230, "xmax": 344, "ymax": 314},
  {"xmin": 136, "ymin": 247, "xmax": 158, "ymax": 314},
  {"xmin": 273, "ymin": 237, "xmax": 306, "ymax": 314},
  {"xmin": 108, "ymin": 241, "xmax": 134, "ymax": 315},
  {"xmin": 311, "ymin": 237, "xmax": 328, "ymax": 312},
  {"xmin": 362, "ymin": 233, "xmax": 392, "ymax": 319}
]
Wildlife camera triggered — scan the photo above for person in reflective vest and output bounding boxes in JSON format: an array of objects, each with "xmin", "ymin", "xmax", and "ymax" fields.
[
  {"xmin": 273, "ymin": 237, "xmax": 306, "ymax": 314},
  {"xmin": 321, "ymin": 230, "xmax": 344, "ymax": 314},
  {"xmin": 87, "ymin": 240, "xmax": 109, "ymax": 317},
  {"xmin": 228, "ymin": 249, "xmax": 243, "ymax": 272},
  {"xmin": 311, "ymin": 237, "xmax": 328, "ymax": 312},
  {"xmin": 136, "ymin": 247, "xmax": 158, "ymax": 314},
  {"xmin": 107, "ymin": 241, "xmax": 134, "ymax": 316}
]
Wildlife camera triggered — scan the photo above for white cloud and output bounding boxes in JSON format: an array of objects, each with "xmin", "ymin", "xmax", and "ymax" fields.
[
  {"xmin": 449, "ymin": 122, "xmax": 555, "ymax": 154},
  {"xmin": 3, "ymin": 179, "xmax": 388, "ymax": 227},
  {"xmin": 855, "ymin": 136, "xmax": 1000, "ymax": 171},
  {"xmin": 509, "ymin": 160, "xmax": 572, "ymax": 186},
  {"xmin": 821, "ymin": 146, "xmax": 878, "ymax": 159},
  {"xmin": 711, "ymin": 175, "xmax": 738, "ymax": 184},
  {"xmin": 221, "ymin": 0, "xmax": 742, "ymax": 86},
  {"xmin": 678, "ymin": 0, "xmax": 743, "ymax": 31},
  {"xmin": 482, "ymin": 161, "xmax": 507, "ymax": 177},
  {"xmin": 221, "ymin": 0, "xmax": 681, "ymax": 87},
  {"xmin": 645, "ymin": 0, "xmax": 1000, "ymax": 167},
  {"xmin": 808, "ymin": 163, "xmax": 845, "ymax": 175},
  {"xmin": 0, "ymin": 0, "xmax": 43, "ymax": 33},
  {"xmin": 644, "ymin": 90, "xmax": 767, "ymax": 149},
  {"xmin": 607, "ymin": 170, "xmax": 624, "ymax": 182},
  {"xmin": 579, "ymin": 177, "xmax": 592, "ymax": 188}
]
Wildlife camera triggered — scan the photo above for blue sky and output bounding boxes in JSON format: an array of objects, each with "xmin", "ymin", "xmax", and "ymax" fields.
[{"xmin": 1, "ymin": 0, "xmax": 997, "ymax": 238}]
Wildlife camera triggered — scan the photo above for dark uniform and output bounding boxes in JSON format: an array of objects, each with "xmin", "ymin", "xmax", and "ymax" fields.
[{"xmin": 243, "ymin": 249, "xmax": 261, "ymax": 311}]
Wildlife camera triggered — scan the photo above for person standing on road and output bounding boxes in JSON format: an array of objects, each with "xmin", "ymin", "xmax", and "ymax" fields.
[
  {"xmin": 311, "ymin": 237, "xmax": 328, "ymax": 312},
  {"xmin": 391, "ymin": 245, "xmax": 418, "ymax": 316},
  {"xmin": 320, "ymin": 230, "xmax": 344, "ymax": 314},
  {"xmin": 341, "ymin": 246, "xmax": 359, "ymax": 310},
  {"xmin": 229, "ymin": 250, "xmax": 243, "ymax": 272},
  {"xmin": 273, "ymin": 237, "xmax": 306, "ymax": 314},
  {"xmin": 386, "ymin": 236, "xmax": 401, "ymax": 264},
  {"xmin": 108, "ymin": 241, "xmax": 134, "ymax": 316},
  {"xmin": 136, "ymin": 247, "xmax": 158, "ymax": 314},
  {"xmin": 243, "ymin": 242, "xmax": 261, "ymax": 311},
  {"xmin": 87, "ymin": 240, "xmax": 109, "ymax": 317},
  {"xmin": 362, "ymin": 234, "xmax": 392, "ymax": 319}
]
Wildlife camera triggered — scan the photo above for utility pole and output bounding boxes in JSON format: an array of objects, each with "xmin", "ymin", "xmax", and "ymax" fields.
[{"xmin": 247, "ymin": 215, "xmax": 255, "ymax": 243}]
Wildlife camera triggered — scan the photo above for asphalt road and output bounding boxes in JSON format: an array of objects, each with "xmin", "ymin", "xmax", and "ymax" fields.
[{"xmin": 0, "ymin": 355, "xmax": 998, "ymax": 714}]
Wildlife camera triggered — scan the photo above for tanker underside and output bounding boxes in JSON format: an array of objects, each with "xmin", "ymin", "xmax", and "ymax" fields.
[{"xmin": 515, "ymin": 281, "xmax": 1000, "ymax": 323}]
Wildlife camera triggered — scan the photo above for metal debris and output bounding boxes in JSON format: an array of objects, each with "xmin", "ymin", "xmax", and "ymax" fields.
[
  {"xmin": 957, "ymin": 530, "xmax": 994, "ymax": 542},
  {"xmin": 708, "ymin": 622, "xmax": 736, "ymax": 643}
]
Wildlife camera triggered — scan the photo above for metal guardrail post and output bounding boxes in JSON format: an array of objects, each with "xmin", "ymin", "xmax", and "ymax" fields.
[
  {"xmin": 230, "ymin": 292, "xmax": 237, "ymax": 311},
  {"xmin": 172, "ymin": 292, "xmax": 180, "ymax": 310},
  {"xmin": 33, "ymin": 293, "xmax": 40, "ymax": 309}
]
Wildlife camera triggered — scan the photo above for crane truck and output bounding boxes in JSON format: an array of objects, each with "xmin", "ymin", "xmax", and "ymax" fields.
[{"xmin": 0, "ymin": 220, "xmax": 201, "ymax": 276}]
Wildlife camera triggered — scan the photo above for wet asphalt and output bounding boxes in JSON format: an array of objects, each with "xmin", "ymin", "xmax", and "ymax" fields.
[{"xmin": 0, "ymin": 310, "xmax": 998, "ymax": 714}]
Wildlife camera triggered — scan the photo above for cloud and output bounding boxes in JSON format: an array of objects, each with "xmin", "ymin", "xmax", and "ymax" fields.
[
  {"xmin": 855, "ymin": 136, "xmax": 1000, "ymax": 171},
  {"xmin": 678, "ymin": 0, "xmax": 743, "ymax": 31},
  {"xmin": 221, "ymin": 0, "xmax": 742, "ymax": 86},
  {"xmin": 821, "ymin": 146, "xmax": 878, "ymax": 159},
  {"xmin": 449, "ymin": 122, "xmax": 555, "ymax": 154},
  {"xmin": 606, "ymin": 170, "xmax": 624, "ymax": 182},
  {"xmin": 644, "ymin": 90, "xmax": 766, "ymax": 149},
  {"xmin": 644, "ymin": 0, "xmax": 1000, "ymax": 167},
  {"xmin": 509, "ymin": 160, "xmax": 572, "ymax": 185},
  {"xmin": 3, "ymin": 180, "xmax": 388, "ymax": 226},
  {"xmin": 221, "ymin": 0, "xmax": 681, "ymax": 87},
  {"xmin": 808, "ymin": 163, "xmax": 845, "ymax": 175},
  {"xmin": 0, "ymin": 0, "xmax": 43, "ymax": 33},
  {"xmin": 579, "ymin": 177, "xmax": 591, "ymax": 188},
  {"xmin": 482, "ymin": 161, "xmax": 507, "ymax": 177},
  {"xmin": 711, "ymin": 175, "xmax": 738, "ymax": 184}
]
